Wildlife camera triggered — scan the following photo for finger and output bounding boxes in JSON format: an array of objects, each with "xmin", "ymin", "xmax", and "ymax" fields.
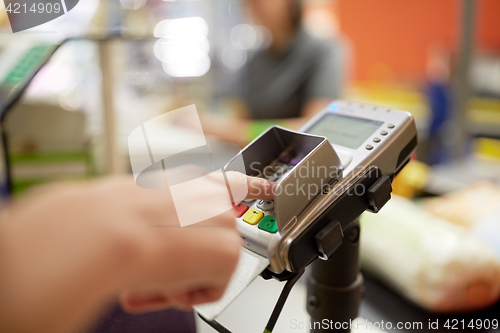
[
  {"xmin": 223, "ymin": 171, "xmax": 276, "ymax": 201},
  {"xmin": 135, "ymin": 228, "xmax": 240, "ymax": 289},
  {"xmin": 170, "ymin": 286, "xmax": 226, "ymax": 308},
  {"xmin": 119, "ymin": 292, "xmax": 172, "ymax": 314},
  {"xmin": 245, "ymin": 176, "xmax": 276, "ymax": 200}
]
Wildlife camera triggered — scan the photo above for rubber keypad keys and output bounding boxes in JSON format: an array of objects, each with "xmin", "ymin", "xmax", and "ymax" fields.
[
  {"xmin": 233, "ymin": 203, "xmax": 249, "ymax": 218},
  {"xmin": 242, "ymin": 209, "xmax": 265, "ymax": 225},
  {"xmin": 258, "ymin": 215, "xmax": 278, "ymax": 233}
]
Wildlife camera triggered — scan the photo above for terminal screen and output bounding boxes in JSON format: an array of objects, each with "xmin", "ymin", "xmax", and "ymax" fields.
[{"xmin": 307, "ymin": 114, "xmax": 382, "ymax": 149}]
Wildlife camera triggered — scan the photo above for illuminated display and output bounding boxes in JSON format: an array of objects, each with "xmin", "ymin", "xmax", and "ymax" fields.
[{"xmin": 307, "ymin": 114, "xmax": 382, "ymax": 149}]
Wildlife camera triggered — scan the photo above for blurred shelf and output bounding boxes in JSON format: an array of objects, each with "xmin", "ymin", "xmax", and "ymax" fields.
[
  {"xmin": 346, "ymin": 83, "xmax": 500, "ymax": 140},
  {"xmin": 425, "ymin": 157, "xmax": 500, "ymax": 195}
]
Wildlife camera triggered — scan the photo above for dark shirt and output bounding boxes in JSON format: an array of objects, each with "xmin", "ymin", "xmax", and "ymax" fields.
[{"xmin": 241, "ymin": 28, "xmax": 343, "ymax": 120}]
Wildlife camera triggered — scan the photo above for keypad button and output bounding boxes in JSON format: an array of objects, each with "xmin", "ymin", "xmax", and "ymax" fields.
[
  {"xmin": 242, "ymin": 209, "xmax": 264, "ymax": 225},
  {"xmin": 365, "ymin": 145, "xmax": 374, "ymax": 150},
  {"xmin": 380, "ymin": 130, "xmax": 388, "ymax": 136},
  {"xmin": 258, "ymin": 215, "xmax": 278, "ymax": 233},
  {"xmin": 232, "ymin": 203, "xmax": 249, "ymax": 218},
  {"xmin": 257, "ymin": 200, "xmax": 274, "ymax": 211},
  {"xmin": 373, "ymin": 137, "xmax": 381, "ymax": 143},
  {"xmin": 388, "ymin": 124, "xmax": 395, "ymax": 129}
]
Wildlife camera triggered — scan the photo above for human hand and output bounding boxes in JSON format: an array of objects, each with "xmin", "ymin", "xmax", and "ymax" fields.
[
  {"xmin": 118, "ymin": 168, "xmax": 276, "ymax": 313},
  {"xmin": 0, "ymin": 169, "xmax": 275, "ymax": 333}
]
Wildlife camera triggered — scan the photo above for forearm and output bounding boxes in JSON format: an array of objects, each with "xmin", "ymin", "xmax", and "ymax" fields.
[
  {"xmin": 0, "ymin": 189, "xmax": 141, "ymax": 333},
  {"xmin": 200, "ymin": 98, "xmax": 330, "ymax": 146},
  {"xmin": 0, "ymin": 172, "xmax": 267, "ymax": 331},
  {"xmin": 201, "ymin": 115, "xmax": 307, "ymax": 147},
  {"xmin": 0, "ymin": 219, "xmax": 120, "ymax": 333}
]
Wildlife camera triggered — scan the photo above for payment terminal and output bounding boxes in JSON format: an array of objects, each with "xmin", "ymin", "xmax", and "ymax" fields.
[
  {"xmin": 196, "ymin": 100, "xmax": 418, "ymax": 328},
  {"xmin": 225, "ymin": 100, "xmax": 418, "ymax": 275}
]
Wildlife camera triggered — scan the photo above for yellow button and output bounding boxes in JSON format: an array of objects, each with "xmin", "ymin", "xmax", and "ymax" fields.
[{"xmin": 242, "ymin": 209, "xmax": 265, "ymax": 225}]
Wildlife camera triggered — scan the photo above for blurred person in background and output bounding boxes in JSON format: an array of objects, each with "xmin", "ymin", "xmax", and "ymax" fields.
[{"xmin": 193, "ymin": 0, "xmax": 344, "ymax": 146}]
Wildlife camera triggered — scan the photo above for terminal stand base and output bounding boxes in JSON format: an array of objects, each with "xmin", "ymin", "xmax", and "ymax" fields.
[{"xmin": 307, "ymin": 219, "xmax": 363, "ymax": 332}]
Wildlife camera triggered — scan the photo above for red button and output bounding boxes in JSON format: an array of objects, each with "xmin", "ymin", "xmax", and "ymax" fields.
[{"xmin": 232, "ymin": 203, "xmax": 249, "ymax": 217}]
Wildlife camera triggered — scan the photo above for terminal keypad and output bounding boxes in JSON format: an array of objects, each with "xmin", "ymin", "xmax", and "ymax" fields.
[{"xmin": 233, "ymin": 151, "xmax": 296, "ymax": 234}]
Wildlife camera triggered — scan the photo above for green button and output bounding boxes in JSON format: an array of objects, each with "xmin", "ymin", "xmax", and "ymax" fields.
[{"xmin": 258, "ymin": 215, "xmax": 278, "ymax": 233}]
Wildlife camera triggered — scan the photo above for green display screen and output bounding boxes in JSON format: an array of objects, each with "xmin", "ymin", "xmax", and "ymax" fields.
[{"xmin": 307, "ymin": 114, "xmax": 382, "ymax": 149}]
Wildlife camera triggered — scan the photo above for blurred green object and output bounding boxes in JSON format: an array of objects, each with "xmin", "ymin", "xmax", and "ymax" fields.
[
  {"xmin": 5, "ymin": 103, "xmax": 93, "ymax": 195},
  {"xmin": 247, "ymin": 121, "xmax": 286, "ymax": 142},
  {"xmin": 10, "ymin": 150, "xmax": 88, "ymax": 165},
  {"xmin": 10, "ymin": 150, "xmax": 93, "ymax": 195},
  {"xmin": 2, "ymin": 45, "xmax": 53, "ymax": 87}
]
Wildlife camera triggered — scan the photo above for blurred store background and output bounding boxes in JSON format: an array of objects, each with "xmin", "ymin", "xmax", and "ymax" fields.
[
  {"xmin": 1, "ymin": 0, "xmax": 500, "ymax": 332},
  {"xmin": 0, "ymin": 0, "xmax": 499, "ymax": 191}
]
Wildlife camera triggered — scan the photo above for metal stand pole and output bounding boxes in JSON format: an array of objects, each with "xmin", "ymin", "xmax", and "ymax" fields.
[
  {"xmin": 450, "ymin": 0, "xmax": 475, "ymax": 161},
  {"xmin": 307, "ymin": 219, "xmax": 363, "ymax": 333},
  {"xmin": 99, "ymin": 38, "xmax": 123, "ymax": 175}
]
